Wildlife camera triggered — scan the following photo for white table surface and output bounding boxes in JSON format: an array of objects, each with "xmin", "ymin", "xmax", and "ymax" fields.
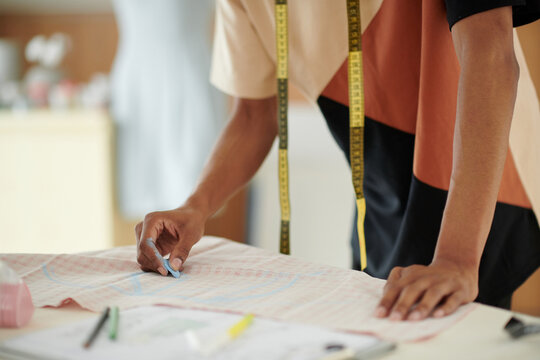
[{"xmin": 1, "ymin": 303, "xmax": 539, "ymax": 360}]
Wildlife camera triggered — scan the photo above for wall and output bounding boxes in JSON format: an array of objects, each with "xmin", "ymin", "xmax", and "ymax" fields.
[{"xmin": 0, "ymin": 14, "xmax": 118, "ymax": 83}]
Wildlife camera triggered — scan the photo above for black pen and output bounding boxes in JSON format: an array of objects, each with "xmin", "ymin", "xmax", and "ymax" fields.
[{"xmin": 83, "ymin": 307, "xmax": 110, "ymax": 349}]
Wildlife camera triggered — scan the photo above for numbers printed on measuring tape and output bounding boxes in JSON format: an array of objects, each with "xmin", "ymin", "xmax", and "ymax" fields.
[
  {"xmin": 274, "ymin": 0, "xmax": 366, "ymax": 267},
  {"xmin": 276, "ymin": 0, "xmax": 290, "ymax": 255},
  {"xmin": 346, "ymin": 0, "xmax": 367, "ymax": 270}
]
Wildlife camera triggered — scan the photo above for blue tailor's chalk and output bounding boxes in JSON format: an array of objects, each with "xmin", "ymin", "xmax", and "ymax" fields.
[
  {"xmin": 146, "ymin": 238, "xmax": 163, "ymax": 263},
  {"xmin": 146, "ymin": 238, "xmax": 180, "ymax": 278},
  {"xmin": 163, "ymin": 259, "xmax": 181, "ymax": 278}
]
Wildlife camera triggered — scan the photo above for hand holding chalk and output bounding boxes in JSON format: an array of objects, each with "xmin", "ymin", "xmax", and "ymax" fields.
[{"xmin": 135, "ymin": 207, "xmax": 205, "ymax": 276}]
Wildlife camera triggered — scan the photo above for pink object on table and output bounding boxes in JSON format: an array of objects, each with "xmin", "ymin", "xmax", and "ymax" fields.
[{"xmin": 0, "ymin": 262, "xmax": 34, "ymax": 328}]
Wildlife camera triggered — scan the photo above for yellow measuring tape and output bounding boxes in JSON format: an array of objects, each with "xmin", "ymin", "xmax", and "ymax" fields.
[
  {"xmin": 346, "ymin": 0, "xmax": 367, "ymax": 270},
  {"xmin": 275, "ymin": 0, "xmax": 366, "ymax": 270},
  {"xmin": 276, "ymin": 0, "xmax": 290, "ymax": 255}
]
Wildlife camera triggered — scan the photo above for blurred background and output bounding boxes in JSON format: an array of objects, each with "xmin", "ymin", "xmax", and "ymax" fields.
[{"xmin": 0, "ymin": 0, "xmax": 538, "ymax": 315}]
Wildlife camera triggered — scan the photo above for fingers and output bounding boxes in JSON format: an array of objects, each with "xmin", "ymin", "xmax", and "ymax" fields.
[
  {"xmin": 134, "ymin": 209, "xmax": 203, "ymax": 276},
  {"xmin": 386, "ymin": 266, "xmax": 403, "ymax": 284},
  {"xmin": 376, "ymin": 283, "xmax": 400, "ymax": 317},
  {"xmin": 138, "ymin": 240, "xmax": 167, "ymax": 276},
  {"xmin": 136, "ymin": 221, "xmax": 159, "ymax": 272},
  {"xmin": 169, "ymin": 232, "xmax": 198, "ymax": 271},
  {"xmin": 387, "ymin": 278, "xmax": 438, "ymax": 321},
  {"xmin": 375, "ymin": 266, "xmax": 406, "ymax": 318},
  {"xmin": 375, "ymin": 264, "xmax": 469, "ymax": 321},
  {"xmin": 140, "ymin": 212, "xmax": 162, "ymax": 247},
  {"xmin": 405, "ymin": 283, "xmax": 455, "ymax": 321},
  {"xmin": 146, "ymin": 238, "xmax": 169, "ymax": 276},
  {"xmin": 135, "ymin": 222, "xmax": 142, "ymax": 244},
  {"xmin": 433, "ymin": 292, "xmax": 465, "ymax": 318},
  {"xmin": 135, "ymin": 214, "xmax": 168, "ymax": 276}
]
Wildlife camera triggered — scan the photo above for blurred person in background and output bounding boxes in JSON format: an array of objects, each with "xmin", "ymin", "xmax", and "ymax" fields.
[{"xmin": 111, "ymin": 0, "xmax": 225, "ymax": 219}]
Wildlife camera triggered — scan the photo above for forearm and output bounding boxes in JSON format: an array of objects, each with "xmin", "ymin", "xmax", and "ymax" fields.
[
  {"xmin": 185, "ymin": 96, "xmax": 278, "ymax": 219},
  {"xmin": 434, "ymin": 11, "xmax": 519, "ymax": 269},
  {"xmin": 376, "ymin": 7, "xmax": 519, "ymax": 320}
]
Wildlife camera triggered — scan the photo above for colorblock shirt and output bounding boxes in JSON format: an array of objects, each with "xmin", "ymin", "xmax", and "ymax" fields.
[{"xmin": 210, "ymin": 0, "xmax": 540, "ymax": 305}]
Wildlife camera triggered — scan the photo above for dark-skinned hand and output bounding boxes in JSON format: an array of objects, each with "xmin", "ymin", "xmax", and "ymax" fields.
[
  {"xmin": 374, "ymin": 259, "xmax": 479, "ymax": 321},
  {"xmin": 135, "ymin": 206, "xmax": 205, "ymax": 276}
]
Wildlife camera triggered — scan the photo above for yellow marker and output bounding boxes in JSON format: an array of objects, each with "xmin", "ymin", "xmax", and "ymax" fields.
[
  {"xmin": 228, "ymin": 313, "xmax": 254, "ymax": 339},
  {"xmin": 188, "ymin": 314, "xmax": 255, "ymax": 355}
]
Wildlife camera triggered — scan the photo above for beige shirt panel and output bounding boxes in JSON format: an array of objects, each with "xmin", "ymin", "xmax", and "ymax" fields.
[
  {"xmin": 511, "ymin": 34, "xmax": 540, "ymax": 219},
  {"xmin": 210, "ymin": 0, "xmax": 383, "ymax": 101}
]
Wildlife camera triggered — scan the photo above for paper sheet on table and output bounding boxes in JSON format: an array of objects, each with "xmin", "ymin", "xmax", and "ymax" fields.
[
  {"xmin": 0, "ymin": 236, "xmax": 475, "ymax": 342},
  {"xmin": 0, "ymin": 306, "xmax": 380, "ymax": 360}
]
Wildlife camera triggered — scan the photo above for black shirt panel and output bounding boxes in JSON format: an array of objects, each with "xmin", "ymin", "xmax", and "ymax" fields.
[
  {"xmin": 317, "ymin": 95, "xmax": 540, "ymax": 307},
  {"xmin": 444, "ymin": 0, "xmax": 540, "ymax": 29}
]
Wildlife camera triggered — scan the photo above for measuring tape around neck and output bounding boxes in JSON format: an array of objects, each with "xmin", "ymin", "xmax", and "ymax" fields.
[{"xmin": 275, "ymin": 0, "xmax": 367, "ymax": 271}]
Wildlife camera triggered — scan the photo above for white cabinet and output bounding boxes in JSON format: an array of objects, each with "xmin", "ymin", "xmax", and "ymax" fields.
[{"xmin": 0, "ymin": 110, "xmax": 113, "ymax": 253}]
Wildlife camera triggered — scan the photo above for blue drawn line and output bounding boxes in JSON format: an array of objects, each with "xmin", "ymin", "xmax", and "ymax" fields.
[
  {"xmin": 210, "ymin": 270, "xmax": 324, "ymax": 299},
  {"xmin": 212, "ymin": 270, "xmax": 282, "ymax": 297},
  {"xmin": 42, "ymin": 264, "xmax": 97, "ymax": 289},
  {"xmin": 42, "ymin": 262, "xmax": 325, "ymax": 304},
  {"xmin": 130, "ymin": 272, "xmax": 143, "ymax": 294},
  {"xmin": 108, "ymin": 272, "xmax": 145, "ymax": 295},
  {"xmin": 131, "ymin": 272, "xmax": 305, "ymax": 304},
  {"xmin": 104, "ymin": 271, "xmax": 303, "ymax": 303},
  {"xmin": 43, "ymin": 263, "xmax": 188, "ymax": 295},
  {"xmin": 108, "ymin": 272, "xmax": 189, "ymax": 296},
  {"xmin": 198, "ymin": 274, "xmax": 302, "ymax": 304}
]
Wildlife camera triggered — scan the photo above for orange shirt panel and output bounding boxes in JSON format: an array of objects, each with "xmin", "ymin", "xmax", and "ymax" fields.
[
  {"xmin": 413, "ymin": 0, "xmax": 531, "ymax": 208},
  {"xmin": 321, "ymin": 0, "xmax": 532, "ymax": 209},
  {"xmin": 322, "ymin": 0, "xmax": 422, "ymax": 135}
]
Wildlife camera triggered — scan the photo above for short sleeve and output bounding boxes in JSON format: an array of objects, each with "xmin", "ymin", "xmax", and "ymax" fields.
[
  {"xmin": 210, "ymin": 0, "xmax": 276, "ymax": 99},
  {"xmin": 444, "ymin": 0, "xmax": 540, "ymax": 29}
]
